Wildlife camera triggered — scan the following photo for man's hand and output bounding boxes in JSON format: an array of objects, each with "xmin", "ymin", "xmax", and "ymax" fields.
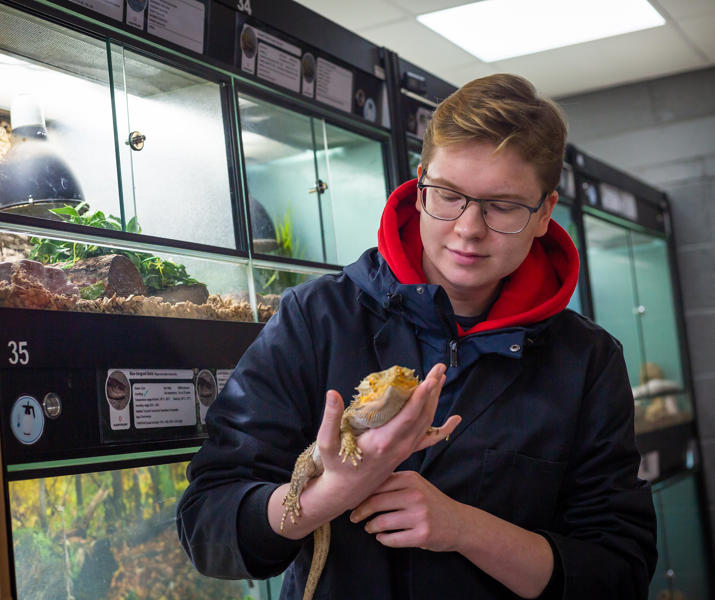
[
  {"xmin": 350, "ymin": 472, "xmax": 555, "ymax": 600},
  {"xmin": 267, "ymin": 363, "xmax": 461, "ymax": 539},
  {"xmin": 349, "ymin": 470, "xmax": 462, "ymax": 552}
]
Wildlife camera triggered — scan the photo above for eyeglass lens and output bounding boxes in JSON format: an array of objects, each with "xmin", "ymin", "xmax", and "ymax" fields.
[{"xmin": 421, "ymin": 187, "xmax": 532, "ymax": 233}]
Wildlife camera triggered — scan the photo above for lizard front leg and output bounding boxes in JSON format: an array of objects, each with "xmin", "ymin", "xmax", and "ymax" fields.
[
  {"xmin": 282, "ymin": 442, "xmax": 320, "ymax": 531},
  {"xmin": 338, "ymin": 423, "xmax": 362, "ymax": 467}
]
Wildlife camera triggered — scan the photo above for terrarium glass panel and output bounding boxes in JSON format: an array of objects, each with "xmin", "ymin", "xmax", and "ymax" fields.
[
  {"xmin": 239, "ymin": 94, "xmax": 388, "ymax": 267},
  {"xmin": 110, "ymin": 45, "xmax": 235, "ymax": 249},
  {"xmin": 0, "ymin": 228, "xmax": 253, "ymax": 321},
  {"xmin": 238, "ymin": 95, "xmax": 326, "ymax": 263},
  {"xmin": 630, "ymin": 232, "xmax": 692, "ymax": 432},
  {"xmin": 584, "ymin": 215, "xmax": 642, "ymax": 385},
  {"xmin": 317, "ymin": 122, "xmax": 388, "ymax": 265},
  {"xmin": 551, "ymin": 203, "xmax": 581, "ymax": 314},
  {"xmin": 408, "ymin": 149, "xmax": 421, "ymax": 179},
  {"xmin": 649, "ymin": 475, "xmax": 710, "ymax": 600},
  {"xmin": 252, "ymin": 263, "xmax": 325, "ymax": 322},
  {"xmin": 0, "ymin": 4, "xmax": 120, "ymax": 225},
  {"xmin": 8, "ymin": 462, "xmax": 274, "ymax": 599}
]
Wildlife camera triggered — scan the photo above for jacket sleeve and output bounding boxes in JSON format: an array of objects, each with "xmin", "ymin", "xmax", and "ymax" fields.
[
  {"xmin": 539, "ymin": 339, "xmax": 658, "ymax": 599},
  {"xmin": 176, "ymin": 288, "xmax": 322, "ymax": 579}
]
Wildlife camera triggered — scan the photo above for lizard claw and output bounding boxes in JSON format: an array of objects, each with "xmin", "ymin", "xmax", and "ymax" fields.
[
  {"xmin": 339, "ymin": 443, "xmax": 363, "ymax": 467},
  {"xmin": 281, "ymin": 491, "xmax": 302, "ymax": 531}
]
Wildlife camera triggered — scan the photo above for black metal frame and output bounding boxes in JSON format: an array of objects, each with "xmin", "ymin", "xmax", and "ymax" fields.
[{"xmin": 383, "ymin": 51, "xmax": 457, "ymax": 184}]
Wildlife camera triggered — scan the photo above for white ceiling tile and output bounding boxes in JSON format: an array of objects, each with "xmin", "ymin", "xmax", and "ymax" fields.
[
  {"xmin": 293, "ymin": 0, "xmax": 407, "ymax": 31},
  {"xmin": 293, "ymin": 0, "xmax": 715, "ymax": 98},
  {"xmin": 436, "ymin": 62, "xmax": 499, "ymax": 87},
  {"xmin": 492, "ymin": 24, "xmax": 709, "ymax": 97},
  {"xmin": 358, "ymin": 20, "xmax": 479, "ymax": 72},
  {"xmin": 388, "ymin": 0, "xmax": 471, "ymax": 16},
  {"xmin": 679, "ymin": 16, "xmax": 715, "ymax": 61},
  {"xmin": 652, "ymin": 0, "xmax": 715, "ymax": 18}
]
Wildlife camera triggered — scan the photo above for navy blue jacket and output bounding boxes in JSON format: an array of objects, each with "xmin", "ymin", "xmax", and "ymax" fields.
[
  {"xmin": 177, "ymin": 253, "xmax": 656, "ymax": 599},
  {"xmin": 178, "ymin": 180, "xmax": 656, "ymax": 599}
]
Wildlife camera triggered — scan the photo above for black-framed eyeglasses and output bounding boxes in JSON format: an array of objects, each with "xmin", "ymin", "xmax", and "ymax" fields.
[{"xmin": 417, "ymin": 170, "xmax": 548, "ymax": 234}]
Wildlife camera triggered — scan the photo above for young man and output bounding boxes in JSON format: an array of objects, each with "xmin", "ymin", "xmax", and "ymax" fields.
[{"xmin": 177, "ymin": 74, "xmax": 657, "ymax": 599}]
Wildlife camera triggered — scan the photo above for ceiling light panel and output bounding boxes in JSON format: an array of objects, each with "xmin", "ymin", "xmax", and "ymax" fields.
[{"xmin": 417, "ymin": 0, "xmax": 666, "ymax": 62}]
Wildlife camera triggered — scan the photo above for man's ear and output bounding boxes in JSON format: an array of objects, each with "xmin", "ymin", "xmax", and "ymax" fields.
[
  {"xmin": 534, "ymin": 191, "xmax": 559, "ymax": 237},
  {"xmin": 415, "ymin": 164, "xmax": 423, "ymax": 212}
]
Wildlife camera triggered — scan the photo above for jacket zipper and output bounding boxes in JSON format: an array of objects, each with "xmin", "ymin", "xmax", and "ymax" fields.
[{"xmin": 449, "ymin": 339, "xmax": 459, "ymax": 368}]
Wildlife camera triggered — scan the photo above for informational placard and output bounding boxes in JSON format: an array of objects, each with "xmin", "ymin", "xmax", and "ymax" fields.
[
  {"xmin": 600, "ymin": 182, "xmax": 638, "ymax": 220},
  {"xmin": 239, "ymin": 24, "xmax": 303, "ymax": 95},
  {"xmin": 126, "ymin": 0, "xmax": 147, "ymax": 29},
  {"xmin": 148, "ymin": 0, "xmax": 205, "ymax": 54},
  {"xmin": 316, "ymin": 57, "xmax": 353, "ymax": 114},
  {"xmin": 10, "ymin": 396, "xmax": 44, "ymax": 445},
  {"xmin": 67, "ymin": 0, "xmax": 123, "ymax": 21},
  {"xmin": 133, "ymin": 382, "xmax": 197, "ymax": 429},
  {"xmin": 257, "ymin": 43, "xmax": 301, "ymax": 93},
  {"xmin": 106, "ymin": 369, "xmax": 132, "ymax": 430},
  {"xmin": 197, "ymin": 369, "xmax": 232, "ymax": 423},
  {"xmin": 216, "ymin": 369, "xmax": 232, "ymax": 393},
  {"xmin": 301, "ymin": 52, "xmax": 316, "ymax": 99},
  {"xmin": 106, "ymin": 369, "xmax": 197, "ymax": 431}
]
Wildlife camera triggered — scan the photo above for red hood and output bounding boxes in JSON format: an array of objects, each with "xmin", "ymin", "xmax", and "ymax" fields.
[{"xmin": 377, "ymin": 179, "xmax": 580, "ymax": 336}]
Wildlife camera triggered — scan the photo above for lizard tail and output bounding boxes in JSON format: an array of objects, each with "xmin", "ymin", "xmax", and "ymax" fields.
[{"xmin": 302, "ymin": 522, "xmax": 331, "ymax": 600}]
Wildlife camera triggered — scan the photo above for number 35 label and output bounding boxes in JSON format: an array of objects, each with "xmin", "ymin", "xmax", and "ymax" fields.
[{"xmin": 8, "ymin": 341, "xmax": 29, "ymax": 365}]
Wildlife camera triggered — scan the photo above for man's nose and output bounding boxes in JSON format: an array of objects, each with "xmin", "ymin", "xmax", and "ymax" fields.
[{"xmin": 454, "ymin": 201, "xmax": 488, "ymax": 238}]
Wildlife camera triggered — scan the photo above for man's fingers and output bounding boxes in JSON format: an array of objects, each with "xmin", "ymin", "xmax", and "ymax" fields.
[
  {"xmin": 398, "ymin": 363, "xmax": 446, "ymax": 420},
  {"xmin": 424, "ymin": 363, "xmax": 447, "ymax": 390},
  {"xmin": 414, "ymin": 415, "xmax": 462, "ymax": 452},
  {"xmin": 316, "ymin": 390, "xmax": 344, "ymax": 454}
]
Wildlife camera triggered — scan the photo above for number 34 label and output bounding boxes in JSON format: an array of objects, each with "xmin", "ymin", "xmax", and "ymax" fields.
[{"xmin": 8, "ymin": 341, "xmax": 29, "ymax": 365}]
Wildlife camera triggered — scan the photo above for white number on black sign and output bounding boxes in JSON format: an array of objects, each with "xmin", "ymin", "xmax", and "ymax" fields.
[
  {"xmin": 8, "ymin": 341, "xmax": 29, "ymax": 365},
  {"xmin": 237, "ymin": 0, "xmax": 252, "ymax": 15}
]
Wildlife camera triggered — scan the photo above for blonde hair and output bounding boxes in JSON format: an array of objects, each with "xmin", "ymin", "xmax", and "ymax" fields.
[{"xmin": 422, "ymin": 74, "xmax": 567, "ymax": 192}]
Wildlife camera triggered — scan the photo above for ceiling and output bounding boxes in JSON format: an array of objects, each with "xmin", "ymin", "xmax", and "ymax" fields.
[{"xmin": 294, "ymin": 0, "xmax": 715, "ymax": 98}]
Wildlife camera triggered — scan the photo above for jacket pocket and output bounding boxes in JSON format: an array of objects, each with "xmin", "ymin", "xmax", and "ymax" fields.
[{"xmin": 475, "ymin": 449, "xmax": 567, "ymax": 529}]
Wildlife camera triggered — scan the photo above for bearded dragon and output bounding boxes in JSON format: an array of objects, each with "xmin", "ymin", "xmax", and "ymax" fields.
[{"xmin": 281, "ymin": 365, "xmax": 430, "ymax": 600}]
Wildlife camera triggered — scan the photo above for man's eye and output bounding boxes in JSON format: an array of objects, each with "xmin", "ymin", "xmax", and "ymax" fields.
[
  {"xmin": 436, "ymin": 191, "xmax": 464, "ymax": 202},
  {"xmin": 488, "ymin": 201, "xmax": 519, "ymax": 212}
]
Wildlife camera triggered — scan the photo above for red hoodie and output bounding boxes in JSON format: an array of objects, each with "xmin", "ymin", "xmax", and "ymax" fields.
[{"xmin": 377, "ymin": 179, "xmax": 580, "ymax": 336}]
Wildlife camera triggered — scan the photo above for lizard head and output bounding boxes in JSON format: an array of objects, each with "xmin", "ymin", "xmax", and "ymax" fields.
[{"xmin": 350, "ymin": 366, "xmax": 420, "ymax": 424}]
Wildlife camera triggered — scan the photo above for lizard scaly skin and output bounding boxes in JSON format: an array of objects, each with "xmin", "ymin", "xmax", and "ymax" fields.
[{"xmin": 281, "ymin": 365, "xmax": 432, "ymax": 600}]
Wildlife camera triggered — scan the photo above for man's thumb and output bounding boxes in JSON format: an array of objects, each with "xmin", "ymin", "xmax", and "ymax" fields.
[{"xmin": 316, "ymin": 390, "xmax": 343, "ymax": 452}]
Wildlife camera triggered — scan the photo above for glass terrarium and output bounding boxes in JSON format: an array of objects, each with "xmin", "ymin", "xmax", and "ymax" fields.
[
  {"xmin": 584, "ymin": 214, "xmax": 692, "ymax": 434},
  {"xmin": 0, "ymin": 227, "xmax": 257, "ymax": 321},
  {"xmin": 8, "ymin": 462, "xmax": 275, "ymax": 600},
  {"xmin": 550, "ymin": 202, "xmax": 581, "ymax": 314},
  {"xmin": 238, "ymin": 94, "xmax": 389, "ymax": 267},
  {"xmin": 0, "ymin": 2, "xmax": 235, "ymax": 250}
]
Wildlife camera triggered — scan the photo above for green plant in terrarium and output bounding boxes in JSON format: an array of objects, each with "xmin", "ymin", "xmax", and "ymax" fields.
[
  {"xmin": 257, "ymin": 208, "xmax": 307, "ymax": 295},
  {"xmin": 29, "ymin": 203, "xmax": 201, "ymax": 294}
]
